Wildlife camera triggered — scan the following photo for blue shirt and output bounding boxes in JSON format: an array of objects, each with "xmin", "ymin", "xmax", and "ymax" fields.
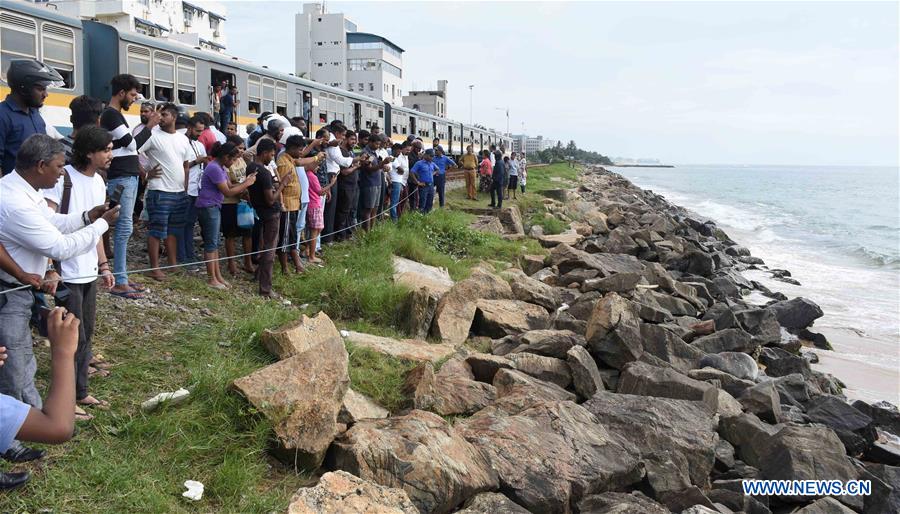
[
  {"xmin": 411, "ymin": 160, "xmax": 438, "ymax": 185},
  {"xmin": 432, "ymin": 155, "xmax": 456, "ymax": 175},
  {"xmin": 507, "ymin": 160, "xmax": 519, "ymax": 176},
  {"xmin": 221, "ymin": 93, "xmax": 234, "ymax": 113},
  {"xmin": 492, "ymin": 151, "xmax": 505, "ymax": 179},
  {"xmin": 0, "ymin": 393, "xmax": 30, "ymax": 453},
  {"xmin": 0, "ymin": 95, "xmax": 48, "ymax": 175}
]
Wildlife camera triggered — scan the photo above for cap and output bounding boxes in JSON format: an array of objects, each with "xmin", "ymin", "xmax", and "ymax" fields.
[{"xmin": 424, "ymin": 149, "xmax": 435, "ymax": 157}]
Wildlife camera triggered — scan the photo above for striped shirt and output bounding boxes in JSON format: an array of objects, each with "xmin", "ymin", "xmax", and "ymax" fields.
[{"xmin": 100, "ymin": 107, "xmax": 152, "ymax": 179}]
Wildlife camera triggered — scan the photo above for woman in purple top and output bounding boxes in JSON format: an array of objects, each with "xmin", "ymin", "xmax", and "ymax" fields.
[{"xmin": 196, "ymin": 142, "xmax": 257, "ymax": 289}]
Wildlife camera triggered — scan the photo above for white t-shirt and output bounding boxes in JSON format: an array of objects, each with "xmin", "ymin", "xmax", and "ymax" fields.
[
  {"xmin": 296, "ymin": 166, "xmax": 310, "ymax": 204},
  {"xmin": 141, "ymin": 130, "xmax": 192, "ymax": 193},
  {"xmin": 43, "ymin": 165, "xmax": 106, "ymax": 284},
  {"xmin": 389, "ymin": 154, "xmax": 409, "ymax": 185},
  {"xmin": 185, "ymin": 139, "xmax": 206, "ymax": 197}
]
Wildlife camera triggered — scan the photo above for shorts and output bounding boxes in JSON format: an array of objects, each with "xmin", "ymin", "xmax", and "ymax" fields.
[
  {"xmin": 307, "ymin": 203, "xmax": 324, "ymax": 230},
  {"xmin": 197, "ymin": 206, "xmax": 221, "ymax": 252},
  {"xmin": 507, "ymin": 175, "xmax": 519, "ymax": 190},
  {"xmin": 277, "ymin": 210, "xmax": 299, "ymax": 253},
  {"xmin": 220, "ymin": 203, "xmax": 250, "ymax": 238},
  {"xmin": 360, "ymin": 186, "xmax": 380, "ymax": 210},
  {"xmin": 146, "ymin": 190, "xmax": 187, "ymax": 240}
]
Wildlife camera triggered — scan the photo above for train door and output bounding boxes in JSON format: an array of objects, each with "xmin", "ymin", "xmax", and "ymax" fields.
[
  {"xmin": 432, "ymin": 121, "xmax": 437, "ymax": 142},
  {"xmin": 409, "ymin": 116, "xmax": 416, "ymax": 138},
  {"xmin": 448, "ymin": 126, "xmax": 454, "ymax": 155},
  {"xmin": 210, "ymin": 69, "xmax": 235, "ymax": 121},
  {"xmin": 353, "ymin": 102, "xmax": 361, "ymax": 131}
]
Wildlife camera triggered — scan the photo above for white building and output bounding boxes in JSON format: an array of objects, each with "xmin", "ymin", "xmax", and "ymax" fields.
[
  {"xmin": 295, "ymin": 2, "xmax": 403, "ymax": 104},
  {"xmin": 511, "ymin": 134, "xmax": 558, "ymax": 155},
  {"xmin": 46, "ymin": 0, "xmax": 228, "ymax": 52},
  {"xmin": 402, "ymin": 80, "xmax": 447, "ymax": 118}
]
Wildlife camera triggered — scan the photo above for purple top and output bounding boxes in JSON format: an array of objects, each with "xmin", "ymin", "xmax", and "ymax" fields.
[{"xmin": 195, "ymin": 160, "xmax": 229, "ymax": 208}]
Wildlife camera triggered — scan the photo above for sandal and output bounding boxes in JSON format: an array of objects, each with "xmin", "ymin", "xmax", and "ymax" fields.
[
  {"xmin": 75, "ymin": 406, "xmax": 94, "ymax": 421},
  {"xmin": 78, "ymin": 396, "xmax": 110, "ymax": 410},
  {"xmin": 110, "ymin": 290, "xmax": 144, "ymax": 300},
  {"xmin": 88, "ymin": 366, "xmax": 111, "ymax": 378},
  {"xmin": 128, "ymin": 282, "xmax": 147, "ymax": 292}
]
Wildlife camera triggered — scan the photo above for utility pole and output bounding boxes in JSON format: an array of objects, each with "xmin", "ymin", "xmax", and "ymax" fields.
[
  {"xmin": 494, "ymin": 106, "xmax": 509, "ymax": 136},
  {"xmin": 468, "ymin": 84, "xmax": 474, "ymax": 125}
]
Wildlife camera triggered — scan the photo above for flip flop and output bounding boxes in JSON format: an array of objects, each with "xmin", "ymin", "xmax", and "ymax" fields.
[
  {"xmin": 78, "ymin": 397, "xmax": 110, "ymax": 410},
  {"xmin": 75, "ymin": 406, "xmax": 94, "ymax": 421},
  {"xmin": 110, "ymin": 290, "xmax": 143, "ymax": 300},
  {"xmin": 128, "ymin": 282, "xmax": 146, "ymax": 292}
]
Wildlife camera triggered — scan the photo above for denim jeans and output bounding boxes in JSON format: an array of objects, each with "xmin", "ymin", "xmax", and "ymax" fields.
[
  {"xmin": 106, "ymin": 175, "xmax": 138, "ymax": 286},
  {"xmin": 197, "ymin": 205, "xmax": 221, "ymax": 252},
  {"xmin": 434, "ymin": 174, "xmax": 446, "ymax": 208},
  {"xmin": 0, "ymin": 287, "xmax": 41, "ymax": 408},
  {"xmin": 390, "ymin": 182, "xmax": 403, "ymax": 220},
  {"xmin": 178, "ymin": 195, "xmax": 199, "ymax": 263},
  {"xmin": 419, "ymin": 184, "xmax": 435, "ymax": 214},
  {"xmin": 296, "ymin": 202, "xmax": 308, "ymax": 251}
]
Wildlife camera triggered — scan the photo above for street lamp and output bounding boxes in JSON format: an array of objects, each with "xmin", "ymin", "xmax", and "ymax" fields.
[
  {"xmin": 468, "ymin": 85, "xmax": 474, "ymax": 125},
  {"xmin": 495, "ymin": 106, "xmax": 509, "ymax": 136}
]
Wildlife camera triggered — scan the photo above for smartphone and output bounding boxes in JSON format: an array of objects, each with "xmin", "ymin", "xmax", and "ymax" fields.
[{"xmin": 108, "ymin": 183, "xmax": 125, "ymax": 209}]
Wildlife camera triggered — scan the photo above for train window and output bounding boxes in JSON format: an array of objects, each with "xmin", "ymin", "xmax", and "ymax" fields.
[
  {"xmin": 176, "ymin": 57, "xmax": 195, "ymax": 105},
  {"xmin": 40, "ymin": 24, "xmax": 75, "ymax": 89},
  {"xmin": 0, "ymin": 13, "xmax": 37, "ymax": 80},
  {"xmin": 275, "ymin": 81, "xmax": 287, "ymax": 116},
  {"xmin": 247, "ymin": 74, "xmax": 261, "ymax": 114},
  {"xmin": 261, "ymin": 77, "xmax": 275, "ymax": 113},
  {"xmin": 152, "ymin": 51, "xmax": 174, "ymax": 102},
  {"xmin": 318, "ymin": 92, "xmax": 328, "ymax": 124},
  {"xmin": 126, "ymin": 45, "xmax": 151, "ymax": 98}
]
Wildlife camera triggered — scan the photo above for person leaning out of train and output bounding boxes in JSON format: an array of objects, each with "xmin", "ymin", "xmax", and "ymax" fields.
[{"xmin": 0, "ymin": 59, "xmax": 64, "ymax": 176}]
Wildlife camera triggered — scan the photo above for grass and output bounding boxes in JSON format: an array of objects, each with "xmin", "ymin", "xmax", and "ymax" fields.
[{"xmin": 0, "ymin": 164, "xmax": 578, "ymax": 512}]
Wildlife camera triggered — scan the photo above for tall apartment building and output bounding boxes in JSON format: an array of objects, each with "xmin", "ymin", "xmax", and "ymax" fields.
[
  {"xmin": 401, "ymin": 80, "xmax": 447, "ymax": 118},
  {"xmin": 44, "ymin": 0, "xmax": 228, "ymax": 51},
  {"xmin": 512, "ymin": 134, "xmax": 558, "ymax": 155},
  {"xmin": 295, "ymin": 2, "xmax": 403, "ymax": 104}
]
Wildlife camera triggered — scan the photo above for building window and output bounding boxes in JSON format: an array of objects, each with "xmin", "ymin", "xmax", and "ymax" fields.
[
  {"xmin": 369, "ymin": 83, "xmax": 374, "ymax": 92},
  {"xmin": 247, "ymin": 74, "xmax": 261, "ymax": 114},
  {"xmin": 209, "ymin": 16, "xmax": 220, "ymax": 33},
  {"xmin": 176, "ymin": 56, "xmax": 195, "ymax": 105},
  {"xmin": 317, "ymin": 41, "xmax": 323, "ymax": 46},
  {"xmin": 358, "ymin": 83, "xmax": 363, "ymax": 90},
  {"xmin": 40, "ymin": 23, "xmax": 75, "ymax": 89},
  {"xmin": 347, "ymin": 41, "xmax": 401, "ymax": 59},
  {"xmin": 316, "ymin": 62, "xmax": 323, "ymax": 67},
  {"xmin": 152, "ymin": 51, "xmax": 175, "ymax": 102},
  {"xmin": 0, "ymin": 12, "xmax": 37, "ymax": 81}
]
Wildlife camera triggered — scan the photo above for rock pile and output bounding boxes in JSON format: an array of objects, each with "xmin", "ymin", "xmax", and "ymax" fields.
[{"xmin": 238, "ymin": 166, "xmax": 899, "ymax": 513}]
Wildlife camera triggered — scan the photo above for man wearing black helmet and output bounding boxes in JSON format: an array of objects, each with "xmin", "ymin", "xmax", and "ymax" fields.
[{"xmin": 0, "ymin": 59, "xmax": 64, "ymax": 176}]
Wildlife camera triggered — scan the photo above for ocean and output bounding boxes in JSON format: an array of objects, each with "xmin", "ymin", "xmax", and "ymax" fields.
[{"xmin": 609, "ymin": 164, "xmax": 900, "ymax": 404}]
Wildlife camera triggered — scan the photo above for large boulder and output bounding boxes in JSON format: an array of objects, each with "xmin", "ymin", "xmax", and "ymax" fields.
[
  {"xmin": 738, "ymin": 381, "xmax": 783, "ymax": 424},
  {"xmin": 492, "ymin": 368, "xmax": 576, "ymax": 414},
  {"xmin": 465, "ymin": 353, "xmax": 515, "ymax": 383},
  {"xmin": 852, "ymin": 400, "xmax": 900, "ymax": 437},
  {"xmin": 806, "ymin": 395, "xmax": 877, "ymax": 456},
  {"xmin": 507, "ymin": 352, "xmax": 572, "ymax": 389},
  {"xmin": 473, "ymin": 299, "xmax": 551, "ymax": 337},
  {"xmin": 498, "ymin": 206, "xmax": 525, "ymax": 236},
  {"xmin": 392, "ymin": 255, "xmax": 454, "ymax": 294},
  {"xmin": 456, "ymin": 492, "xmax": 530, "ymax": 514},
  {"xmin": 719, "ymin": 413, "xmax": 781, "ymax": 467},
  {"xmin": 640, "ymin": 323, "xmax": 706, "ymax": 373},
  {"xmin": 549, "ymin": 244, "xmax": 645, "ymax": 276},
  {"xmin": 688, "ymin": 367, "xmax": 755, "ymax": 398},
  {"xmin": 339, "ymin": 388, "xmax": 389, "ymax": 425},
  {"xmin": 327, "ymin": 410, "xmax": 498, "ymax": 514},
  {"xmin": 618, "ymin": 361, "xmax": 718, "ymax": 412},
  {"xmin": 287, "ymin": 470, "xmax": 417, "ymax": 514},
  {"xmin": 576, "ymin": 492, "xmax": 668, "ymax": 513},
  {"xmin": 510, "ymin": 273, "xmax": 561, "ymax": 311},
  {"xmin": 585, "ymin": 293, "xmax": 643, "ymax": 369},
  {"xmin": 566, "ymin": 345, "xmax": 605, "ymax": 400},
  {"xmin": 734, "ymin": 308, "xmax": 781, "ymax": 345},
  {"xmin": 405, "ymin": 286, "xmax": 441, "ymax": 340},
  {"xmin": 432, "ymin": 269, "xmax": 512, "ymax": 345},
  {"xmin": 759, "ymin": 347, "xmax": 811, "ymax": 378},
  {"xmin": 404, "ymin": 362, "xmax": 497, "ymax": 417},
  {"xmin": 459, "ymin": 401, "xmax": 644, "ymax": 513},
  {"xmin": 584, "ymin": 392, "xmax": 718, "ymax": 494},
  {"xmin": 261, "ymin": 311, "xmax": 342, "ymax": 360},
  {"xmin": 769, "ymin": 297, "xmax": 824, "ymax": 329},
  {"xmin": 793, "ymin": 497, "xmax": 857, "ymax": 513},
  {"xmin": 512, "ymin": 329, "xmax": 586, "ymax": 360},
  {"xmin": 691, "ymin": 328, "xmax": 758, "ymax": 354},
  {"xmin": 233, "ymin": 334, "xmax": 349, "ymax": 469},
  {"xmin": 698, "ymin": 352, "xmax": 758, "ymax": 381},
  {"xmin": 344, "ymin": 331, "xmax": 456, "ymax": 363},
  {"xmin": 757, "ymin": 425, "xmax": 858, "ymax": 502}
]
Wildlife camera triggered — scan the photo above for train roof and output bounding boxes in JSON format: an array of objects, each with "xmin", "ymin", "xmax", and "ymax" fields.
[{"xmin": 0, "ymin": 0, "xmax": 82, "ymax": 29}]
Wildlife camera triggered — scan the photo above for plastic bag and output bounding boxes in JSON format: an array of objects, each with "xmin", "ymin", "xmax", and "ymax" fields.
[{"xmin": 237, "ymin": 200, "xmax": 256, "ymax": 230}]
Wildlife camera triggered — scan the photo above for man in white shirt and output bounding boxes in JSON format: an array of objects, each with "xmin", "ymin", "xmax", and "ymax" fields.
[
  {"xmin": 0, "ymin": 134, "xmax": 116, "ymax": 462},
  {"xmin": 323, "ymin": 124, "xmax": 353, "ymax": 243},
  {"xmin": 388, "ymin": 142, "xmax": 409, "ymax": 221},
  {"xmin": 44, "ymin": 126, "xmax": 115, "ymax": 416},
  {"xmin": 178, "ymin": 115, "xmax": 208, "ymax": 266},
  {"xmin": 138, "ymin": 103, "xmax": 192, "ymax": 281}
]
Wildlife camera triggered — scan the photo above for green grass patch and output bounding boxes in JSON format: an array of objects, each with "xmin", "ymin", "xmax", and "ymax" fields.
[
  {"xmin": 346, "ymin": 343, "xmax": 416, "ymax": 413},
  {"xmin": 530, "ymin": 213, "xmax": 568, "ymax": 235}
]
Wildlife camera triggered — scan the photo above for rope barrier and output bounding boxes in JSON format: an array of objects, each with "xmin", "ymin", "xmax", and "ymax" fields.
[{"xmin": 0, "ymin": 184, "xmax": 424, "ymax": 295}]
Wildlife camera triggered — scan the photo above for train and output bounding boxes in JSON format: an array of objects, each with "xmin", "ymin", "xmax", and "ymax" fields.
[{"xmin": 0, "ymin": 0, "xmax": 512, "ymax": 156}]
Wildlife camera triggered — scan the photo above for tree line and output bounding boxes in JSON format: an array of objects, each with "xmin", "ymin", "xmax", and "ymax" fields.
[{"xmin": 528, "ymin": 140, "xmax": 613, "ymax": 165}]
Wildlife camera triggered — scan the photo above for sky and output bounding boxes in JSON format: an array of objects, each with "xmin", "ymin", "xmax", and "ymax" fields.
[{"xmin": 219, "ymin": 1, "xmax": 899, "ymax": 166}]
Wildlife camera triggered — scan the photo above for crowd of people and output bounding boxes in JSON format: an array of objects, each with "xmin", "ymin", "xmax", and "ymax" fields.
[{"xmin": 0, "ymin": 59, "xmax": 526, "ymax": 490}]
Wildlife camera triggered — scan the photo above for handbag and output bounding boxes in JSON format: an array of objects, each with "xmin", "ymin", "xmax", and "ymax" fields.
[{"xmin": 237, "ymin": 200, "xmax": 256, "ymax": 229}]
